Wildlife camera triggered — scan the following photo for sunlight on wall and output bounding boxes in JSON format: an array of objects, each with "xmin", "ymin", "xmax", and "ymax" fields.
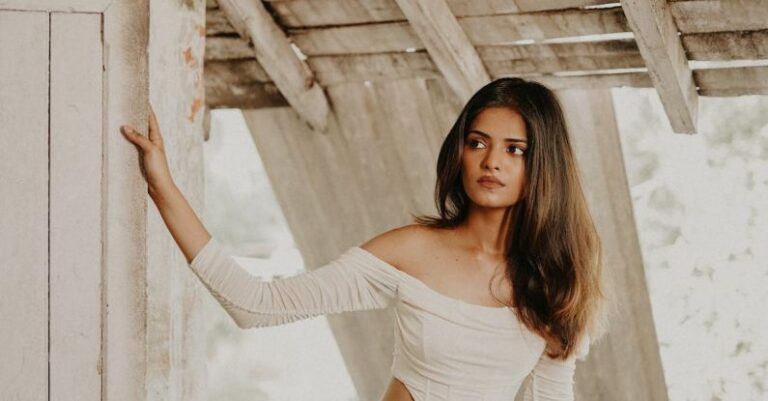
[{"xmin": 200, "ymin": 109, "xmax": 359, "ymax": 401}]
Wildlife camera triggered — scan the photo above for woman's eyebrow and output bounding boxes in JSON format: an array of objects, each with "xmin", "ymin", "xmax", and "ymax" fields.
[{"xmin": 468, "ymin": 129, "xmax": 528, "ymax": 144}]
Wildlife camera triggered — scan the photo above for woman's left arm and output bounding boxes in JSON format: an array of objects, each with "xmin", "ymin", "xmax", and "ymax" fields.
[{"xmin": 521, "ymin": 337, "xmax": 590, "ymax": 401}]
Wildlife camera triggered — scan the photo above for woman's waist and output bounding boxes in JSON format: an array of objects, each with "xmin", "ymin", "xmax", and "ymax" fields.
[{"xmin": 391, "ymin": 354, "xmax": 523, "ymax": 398}]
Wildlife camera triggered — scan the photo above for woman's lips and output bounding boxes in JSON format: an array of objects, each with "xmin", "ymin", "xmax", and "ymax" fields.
[{"xmin": 478, "ymin": 179, "xmax": 504, "ymax": 189}]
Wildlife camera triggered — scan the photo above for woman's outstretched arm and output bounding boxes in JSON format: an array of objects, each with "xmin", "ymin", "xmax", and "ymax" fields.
[
  {"xmin": 122, "ymin": 107, "xmax": 401, "ymax": 329},
  {"xmin": 188, "ymin": 237, "xmax": 400, "ymax": 328},
  {"xmin": 121, "ymin": 105, "xmax": 211, "ymax": 264},
  {"xmin": 148, "ymin": 182, "xmax": 211, "ymax": 264}
]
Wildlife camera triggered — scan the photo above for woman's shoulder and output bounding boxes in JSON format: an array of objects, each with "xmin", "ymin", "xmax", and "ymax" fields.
[{"xmin": 359, "ymin": 223, "xmax": 439, "ymax": 274}]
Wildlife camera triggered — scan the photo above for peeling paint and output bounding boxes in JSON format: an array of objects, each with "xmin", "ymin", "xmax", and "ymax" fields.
[
  {"xmin": 178, "ymin": 4, "xmax": 206, "ymax": 130},
  {"xmin": 188, "ymin": 96, "xmax": 203, "ymax": 123},
  {"xmin": 195, "ymin": 23, "xmax": 206, "ymax": 37},
  {"xmin": 145, "ymin": 1, "xmax": 207, "ymax": 400},
  {"xmin": 182, "ymin": 47, "xmax": 195, "ymax": 65}
]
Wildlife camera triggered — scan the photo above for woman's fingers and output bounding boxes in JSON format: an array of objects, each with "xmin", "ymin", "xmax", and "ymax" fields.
[
  {"xmin": 121, "ymin": 125, "xmax": 152, "ymax": 152},
  {"xmin": 148, "ymin": 107, "xmax": 163, "ymax": 144}
]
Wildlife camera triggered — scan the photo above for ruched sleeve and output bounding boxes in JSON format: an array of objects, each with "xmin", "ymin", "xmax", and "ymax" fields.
[
  {"xmin": 521, "ymin": 335, "xmax": 590, "ymax": 401},
  {"xmin": 188, "ymin": 237, "xmax": 401, "ymax": 329}
]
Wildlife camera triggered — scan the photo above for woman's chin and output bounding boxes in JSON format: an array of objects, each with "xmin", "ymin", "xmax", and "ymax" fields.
[{"xmin": 468, "ymin": 196, "xmax": 517, "ymax": 210}]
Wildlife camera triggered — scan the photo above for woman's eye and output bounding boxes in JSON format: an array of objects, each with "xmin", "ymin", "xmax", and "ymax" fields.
[
  {"xmin": 468, "ymin": 139, "xmax": 485, "ymax": 149},
  {"xmin": 508, "ymin": 146, "xmax": 526, "ymax": 155}
]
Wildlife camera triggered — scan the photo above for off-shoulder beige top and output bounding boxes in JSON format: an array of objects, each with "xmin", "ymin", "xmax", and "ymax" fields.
[{"xmin": 189, "ymin": 236, "xmax": 590, "ymax": 401}]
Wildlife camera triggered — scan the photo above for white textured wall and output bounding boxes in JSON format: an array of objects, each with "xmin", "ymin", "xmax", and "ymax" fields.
[
  {"xmin": 0, "ymin": 2, "xmax": 206, "ymax": 400},
  {"xmin": 0, "ymin": 10, "xmax": 50, "ymax": 401},
  {"xmin": 146, "ymin": 1, "xmax": 207, "ymax": 400}
]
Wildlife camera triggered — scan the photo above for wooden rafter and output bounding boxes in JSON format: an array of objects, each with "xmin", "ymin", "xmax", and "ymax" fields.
[
  {"xmin": 393, "ymin": 0, "xmax": 490, "ymax": 102},
  {"xmin": 217, "ymin": 0, "xmax": 330, "ymax": 131},
  {"xmin": 622, "ymin": 0, "xmax": 699, "ymax": 134}
]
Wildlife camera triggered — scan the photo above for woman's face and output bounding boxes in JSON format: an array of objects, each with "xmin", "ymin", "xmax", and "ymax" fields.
[{"xmin": 460, "ymin": 106, "xmax": 528, "ymax": 209}]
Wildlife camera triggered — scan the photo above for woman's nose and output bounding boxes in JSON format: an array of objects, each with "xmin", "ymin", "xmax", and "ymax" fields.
[{"xmin": 482, "ymin": 148, "xmax": 502, "ymax": 170}]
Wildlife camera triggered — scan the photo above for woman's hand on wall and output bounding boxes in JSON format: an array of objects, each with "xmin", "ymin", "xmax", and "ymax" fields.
[
  {"xmin": 120, "ymin": 104, "xmax": 211, "ymax": 264},
  {"xmin": 120, "ymin": 104, "xmax": 175, "ymax": 194}
]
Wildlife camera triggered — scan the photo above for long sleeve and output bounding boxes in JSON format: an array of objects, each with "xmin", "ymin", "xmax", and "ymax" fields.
[
  {"xmin": 521, "ymin": 335, "xmax": 590, "ymax": 401},
  {"xmin": 188, "ymin": 237, "xmax": 401, "ymax": 329}
]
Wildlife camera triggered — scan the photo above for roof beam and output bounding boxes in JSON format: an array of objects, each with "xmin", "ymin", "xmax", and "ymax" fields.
[
  {"xmin": 217, "ymin": 0, "xmax": 330, "ymax": 131},
  {"xmin": 621, "ymin": 0, "xmax": 699, "ymax": 134},
  {"xmin": 393, "ymin": 0, "xmax": 490, "ymax": 103}
]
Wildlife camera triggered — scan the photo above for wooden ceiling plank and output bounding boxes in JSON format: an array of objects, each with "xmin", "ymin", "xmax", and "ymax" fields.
[
  {"xmin": 204, "ymin": 60, "xmax": 289, "ymax": 109},
  {"xmin": 289, "ymin": 7, "xmax": 629, "ymax": 56},
  {"xmin": 485, "ymin": 52, "xmax": 646, "ymax": 76},
  {"xmin": 393, "ymin": 0, "xmax": 490, "ymax": 101},
  {"xmin": 290, "ymin": 21, "xmax": 422, "ymax": 56},
  {"xmin": 304, "ymin": 49, "xmax": 649, "ymax": 87},
  {"xmin": 217, "ymin": 0, "xmax": 330, "ymax": 131},
  {"xmin": 459, "ymin": 7, "xmax": 630, "ymax": 44},
  {"xmin": 621, "ymin": 0, "xmax": 698, "ymax": 134},
  {"xmin": 695, "ymin": 65, "xmax": 768, "ymax": 97},
  {"xmin": 308, "ymin": 52, "xmax": 439, "ymax": 86},
  {"xmin": 682, "ymin": 30, "xmax": 768, "ymax": 61},
  {"xmin": 262, "ymin": 0, "xmax": 619, "ymax": 28},
  {"xmin": 269, "ymin": 0, "xmax": 405, "ymax": 28},
  {"xmin": 671, "ymin": 0, "xmax": 768, "ymax": 34},
  {"xmin": 477, "ymin": 39, "xmax": 639, "ymax": 61},
  {"xmin": 205, "ymin": 8, "xmax": 237, "ymax": 36},
  {"xmin": 205, "ymin": 36, "xmax": 253, "ymax": 60},
  {"xmin": 523, "ymin": 72, "xmax": 653, "ymax": 90},
  {"xmin": 448, "ymin": 0, "xmax": 618, "ymax": 17}
]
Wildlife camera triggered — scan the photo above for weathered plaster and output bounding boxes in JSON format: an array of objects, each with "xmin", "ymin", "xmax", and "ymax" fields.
[{"xmin": 146, "ymin": 1, "xmax": 206, "ymax": 400}]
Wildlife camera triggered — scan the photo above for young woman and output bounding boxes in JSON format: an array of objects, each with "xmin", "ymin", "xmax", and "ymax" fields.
[{"xmin": 121, "ymin": 77, "xmax": 609, "ymax": 401}]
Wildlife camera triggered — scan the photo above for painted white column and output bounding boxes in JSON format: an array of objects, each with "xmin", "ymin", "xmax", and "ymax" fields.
[{"xmin": 1, "ymin": 2, "xmax": 207, "ymax": 400}]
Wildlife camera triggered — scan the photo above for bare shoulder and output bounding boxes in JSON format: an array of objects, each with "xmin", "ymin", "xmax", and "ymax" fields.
[{"xmin": 359, "ymin": 223, "xmax": 435, "ymax": 271}]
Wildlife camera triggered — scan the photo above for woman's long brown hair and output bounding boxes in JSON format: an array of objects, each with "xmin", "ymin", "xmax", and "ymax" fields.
[{"xmin": 413, "ymin": 77, "xmax": 610, "ymax": 360}]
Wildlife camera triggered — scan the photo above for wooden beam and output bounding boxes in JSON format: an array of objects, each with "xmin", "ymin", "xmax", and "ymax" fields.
[
  {"xmin": 670, "ymin": 0, "xmax": 768, "ymax": 34},
  {"xmin": 621, "ymin": 0, "xmax": 698, "ymax": 134},
  {"xmin": 528, "ymin": 72, "xmax": 652, "ymax": 90},
  {"xmin": 393, "ymin": 0, "xmax": 490, "ymax": 102},
  {"xmin": 204, "ymin": 59, "xmax": 289, "ymax": 109},
  {"xmin": 683, "ymin": 30, "xmax": 768, "ymax": 61},
  {"xmin": 205, "ymin": 36, "xmax": 253, "ymax": 60},
  {"xmin": 695, "ymin": 65, "xmax": 768, "ymax": 97},
  {"xmin": 262, "ymin": 0, "xmax": 618, "ymax": 28},
  {"xmin": 217, "ymin": 0, "xmax": 330, "ymax": 131},
  {"xmin": 205, "ymin": 8, "xmax": 236, "ymax": 36},
  {"xmin": 307, "ymin": 52, "xmax": 440, "ymax": 86},
  {"xmin": 288, "ymin": 8, "xmax": 628, "ymax": 56}
]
